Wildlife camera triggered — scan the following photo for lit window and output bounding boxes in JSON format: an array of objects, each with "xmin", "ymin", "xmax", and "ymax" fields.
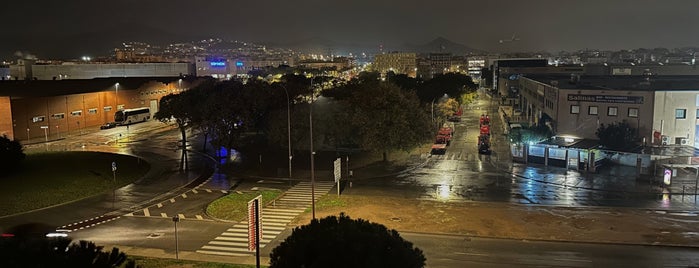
[
  {"xmin": 104, "ymin": 106, "xmax": 112, "ymax": 112},
  {"xmin": 628, "ymin": 108, "xmax": 638, "ymax": 118},
  {"xmin": 608, "ymin": 107, "xmax": 618, "ymax": 116},
  {"xmin": 71, "ymin": 110, "xmax": 82, "ymax": 117},
  {"xmin": 88, "ymin": 108, "xmax": 98, "ymax": 115},
  {"xmin": 588, "ymin": 106, "xmax": 598, "ymax": 115},
  {"xmin": 52, "ymin": 113, "xmax": 65, "ymax": 119},
  {"xmin": 570, "ymin": 105, "xmax": 580, "ymax": 114},
  {"xmin": 32, "ymin": 116, "xmax": 45, "ymax": 123},
  {"xmin": 676, "ymin": 109, "xmax": 687, "ymax": 119}
]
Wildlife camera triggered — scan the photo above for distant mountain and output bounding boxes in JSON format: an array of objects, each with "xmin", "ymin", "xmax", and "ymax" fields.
[
  {"xmin": 405, "ymin": 37, "xmax": 484, "ymax": 55},
  {"xmin": 267, "ymin": 36, "xmax": 485, "ymax": 57},
  {"xmin": 1, "ymin": 23, "xmax": 207, "ymax": 60}
]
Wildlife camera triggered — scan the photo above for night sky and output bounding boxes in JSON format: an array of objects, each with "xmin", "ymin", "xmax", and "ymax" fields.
[{"xmin": 2, "ymin": 0, "xmax": 698, "ymax": 59}]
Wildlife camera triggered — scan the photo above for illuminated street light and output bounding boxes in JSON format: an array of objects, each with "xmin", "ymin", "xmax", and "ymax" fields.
[
  {"xmin": 279, "ymin": 84, "xmax": 293, "ymax": 185},
  {"xmin": 115, "ymin": 83, "xmax": 120, "ymax": 111},
  {"xmin": 309, "ymin": 76, "xmax": 318, "ymax": 220}
]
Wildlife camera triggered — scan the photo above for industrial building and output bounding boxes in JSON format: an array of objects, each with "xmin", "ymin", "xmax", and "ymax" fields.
[
  {"xmin": 517, "ymin": 75, "xmax": 699, "ymax": 148},
  {"xmin": 0, "ymin": 76, "xmax": 205, "ymax": 142}
]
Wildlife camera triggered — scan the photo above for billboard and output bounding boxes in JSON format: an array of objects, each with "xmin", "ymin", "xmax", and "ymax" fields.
[{"xmin": 567, "ymin": 94, "xmax": 643, "ymax": 104}]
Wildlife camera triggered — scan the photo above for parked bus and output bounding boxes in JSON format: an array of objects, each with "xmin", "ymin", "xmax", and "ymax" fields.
[{"xmin": 114, "ymin": 107, "xmax": 150, "ymax": 125}]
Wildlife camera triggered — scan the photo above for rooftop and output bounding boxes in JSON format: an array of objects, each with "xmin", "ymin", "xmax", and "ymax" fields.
[
  {"xmin": 0, "ymin": 76, "xmax": 203, "ymax": 98},
  {"xmin": 524, "ymin": 75, "xmax": 699, "ymax": 91}
]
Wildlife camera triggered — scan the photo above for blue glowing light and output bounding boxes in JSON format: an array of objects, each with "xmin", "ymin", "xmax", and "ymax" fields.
[
  {"xmin": 235, "ymin": 61, "xmax": 244, "ymax": 67},
  {"xmin": 210, "ymin": 61, "xmax": 226, "ymax": 67}
]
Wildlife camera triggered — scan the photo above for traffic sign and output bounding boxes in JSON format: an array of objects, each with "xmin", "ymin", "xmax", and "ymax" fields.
[{"xmin": 333, "ymin": 158, "xmax": 341, "ymax": 182}]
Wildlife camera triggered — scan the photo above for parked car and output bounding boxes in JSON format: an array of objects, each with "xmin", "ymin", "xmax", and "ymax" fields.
[{"xmin": 100, "ymin": 122, "xmax": 117, "ymax": 130}]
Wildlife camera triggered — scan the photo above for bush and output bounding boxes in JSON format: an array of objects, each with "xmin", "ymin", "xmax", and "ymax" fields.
[
  {"xmin": 0, "ymin": 135, "xmax": 25, "ymax": 176},
  {"xmin": 270, "ymin": 213, "xmax": 426, "ymax": 268}
]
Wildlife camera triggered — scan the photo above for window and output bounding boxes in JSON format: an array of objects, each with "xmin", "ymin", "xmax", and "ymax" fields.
[
  {"xmin": 32, "ymin": 116, "xmax": 45, "ymax": 123},
  {"xmin": 628, "ymin": 108, "xmax": 638, "ymax": 118},
  {"xmin": 104, "ymin": 106, "xmax": 112, "ymax": 112},
  {"xmin": 570, "ymin": 105, "xmax": 580, "ymax": 114},
  {"xmin": 588, "ymin": 106, "xmax": 598, "ymax": 115},
  {"xmin": 51, "ymin": 113, "xmax": 65, "ymax": 119},
  {"xmin": 696, "ymin": 109, "xmax": 699, "ymax": 119},
  {"xmin": 88, "ymin": 108, "xmax": 98, "ymax": 115},
  {"xmin": 71, "ymin": 110, "xmax": 82, "ymax": 117},
  {"xmin": 608, "ymin": 107, "xmax": 618, "ymax": 116},
  {"xmin": 676, "ymin": 109, "xmax": 687, "ymax": 119}
]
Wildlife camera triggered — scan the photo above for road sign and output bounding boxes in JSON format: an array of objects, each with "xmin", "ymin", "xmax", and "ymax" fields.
[
  {"xmin": 40, "ymin": 126, "xmax": 48, "ymax": 129},
  {"xmin": 333, "ymin": 158, "xmax": 341, "ymax": 183}
]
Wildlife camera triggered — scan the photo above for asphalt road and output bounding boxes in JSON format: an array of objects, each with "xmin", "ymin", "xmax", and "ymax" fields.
[
  {"xmin": 356, "ymin": 94, "xmax": 699, "ymax": 210},
  {"xmin": 403, "ymin": 232, "xmax": 699, "ymax": 268},
  {"xmin": 4, "ymin": 99, "xmax": 699, "ymax": 267}
]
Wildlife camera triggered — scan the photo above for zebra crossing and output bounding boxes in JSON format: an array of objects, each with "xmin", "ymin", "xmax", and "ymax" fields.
[
  {"xmin": 196, "ymin": 181, "xmax": 336, "ymax": 257},
  {"xmin": 432, "ymin": 152, "xmax": 482, "ymax": 161}
]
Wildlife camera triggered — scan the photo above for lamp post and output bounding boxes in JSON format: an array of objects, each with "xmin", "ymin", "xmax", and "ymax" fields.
[
  {"xmin": 309, "ymin": 76, "xmax": 317, "ymax": 220},
  {"xmin": 279, "ymin": 84, "xmax": 293, "ymax": 185},
  {"xmin": 115, "ymin": 83, "xmax": 119, "ymax": 111}
]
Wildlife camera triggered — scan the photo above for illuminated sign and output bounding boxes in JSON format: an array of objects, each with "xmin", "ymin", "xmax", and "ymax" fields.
[
  {"xmin": 567, "ymin": 94, "xmax": 644, "ymax": 104},
  {"xmin": 663, "ymin": 169, "xmax": 672, "ymax": 185},
  {"xmin": 210, "ymin": 61, "xmax": 226, "ymax": 67},
  {"xmin": 236, "ymin": 61, "xmax": 244, "ymax": 67}
]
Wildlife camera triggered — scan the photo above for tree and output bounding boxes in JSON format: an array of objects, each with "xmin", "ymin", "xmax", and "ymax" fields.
[
  {"xmin": 269, "ymin": 213, "xmax": 426, "ymax": 268},
  {"xmin": 0, "ymin": 135, "xmax": 25, "ymax": 176},
  {"xmin": 595, "ymin": 120, "xmax": 638, "ymax": 150},
  {"xmin": 507, "ymin": 124, "xmax": 553, "ymax": 144},
  {"xmin": 155, "ymin": 92, "xmax": 195, "ymax": 171},
  {"xmin": 416, "ymin": 73, "xmax": 474, "ymax": 104},
  {"xmin": 346, "ymin": 83, "xmax": 432, "ymax": 161}
]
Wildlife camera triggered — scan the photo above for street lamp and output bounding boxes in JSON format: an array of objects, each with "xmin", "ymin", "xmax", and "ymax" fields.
[
  {"xmin": 115, "ymin": 83, "xmax": 119, "ymax": 111},
  {"xmin": 309, "ymin": 76, "xmax": 318, "ymax": 220},
  {"xmin": 279, "ymin": 84, "xmax": 293, "ymax": 184}
]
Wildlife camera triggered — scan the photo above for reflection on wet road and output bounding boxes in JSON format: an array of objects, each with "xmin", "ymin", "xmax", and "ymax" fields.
[
  {"xmin": 361, "ymin": 95, "xmax": 698, "ymax": 210},
  {"xmin": 373, "ymin": 146, "xmax": 697, "ymax": 210}
]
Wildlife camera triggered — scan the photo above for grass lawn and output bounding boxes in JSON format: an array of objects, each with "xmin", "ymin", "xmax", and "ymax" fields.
[
  {"xmin": 127, "ymin": 256, "xmax": 261, "ymax": 268},
  {"xmin": 0, "ymin": 151, "xmax": 150, "ymax": 216},
  {"xmin": 206, "ymin": 189, "xmax": 282, "ymax": 221}
]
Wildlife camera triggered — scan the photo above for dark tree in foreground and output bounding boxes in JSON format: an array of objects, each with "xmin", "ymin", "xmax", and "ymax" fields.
[
  {"xmin": 0, "ymin": 135, "xmax": 25, "ymax": 176},
  {"xmin": 0, "ymin": 235, "xmax": 135, "ymax": 267},
  {"xmin": 595, "ymin": 120, "xmax": 638, "ymax": 150},
  {"xmin": 270, "ymin": 213, "xmax": 426, "ymax": 268}
]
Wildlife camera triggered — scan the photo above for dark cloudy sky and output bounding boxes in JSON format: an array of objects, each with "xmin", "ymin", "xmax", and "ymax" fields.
[{"xmin": 2, "ymin": 0, "xmax": 698, "ymax": 59}]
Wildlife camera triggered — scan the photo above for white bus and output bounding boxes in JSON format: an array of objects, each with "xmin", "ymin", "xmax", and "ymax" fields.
[{"xmin": 114, "ymin": 107, "xmax": 150, "ymax": 125}]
